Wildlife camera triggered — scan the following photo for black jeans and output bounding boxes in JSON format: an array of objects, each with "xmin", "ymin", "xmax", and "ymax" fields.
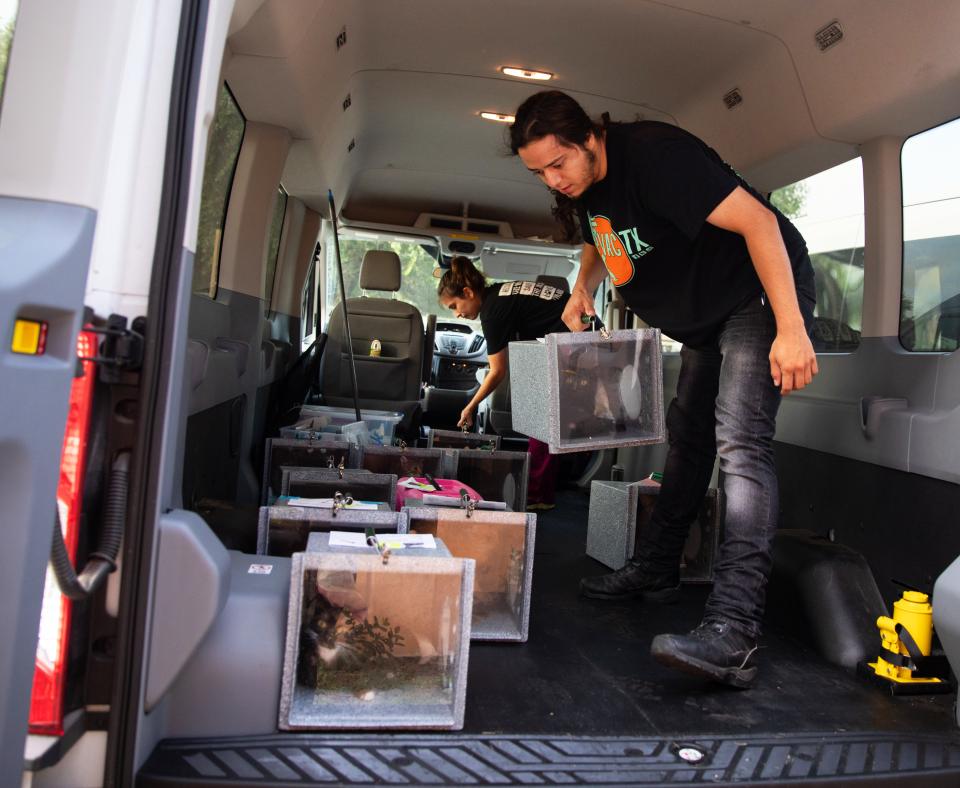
[{"xmin": 636, "ymin": 292, "xmax": 814, "ymax": 639}]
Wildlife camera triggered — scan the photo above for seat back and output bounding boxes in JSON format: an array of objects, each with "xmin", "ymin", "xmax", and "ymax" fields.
[
  {"xmin": 422, "ymin": 312, "xmax": 437, "ymax": 386},
  {"xmin": 321, "ymin": 250, "xmax": 425, "ymax": 407}
]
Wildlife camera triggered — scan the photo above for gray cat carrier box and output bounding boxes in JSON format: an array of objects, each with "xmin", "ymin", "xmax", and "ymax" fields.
[
  {"xmin": 257, "ymin": 506, "xmax": 407, "ymax": 557},
  {"xmin": 280, "ymin": 468, "xmax": 397, "ymax": 510},
  {"xmin": 279, "ymin": 550, "xmax": 474, "ymax": 730},
  {"xmin": 405, "ymin": 507, "xmax": 535, "ymax": 642},
  {"xmin": 509, "ymin": 328, "xmax": 665, "ymax": 453},
  {"xmin": 427, "ymin": 428, "xmax": 501, "ymax": 451},
  {"xmin": 262, "ymin": 438, "xmax": 358, "ymax": 504},
  {"xmin": 445, "ymin": 449, "xmax": 530, "ymax": 512},
  {"xmin": 586, "ymin": 479, "xmax": 721, "ymax": 583},
  {"xmin": 358, "ymin": 445, "xmax": 454, "ymax": 480}
]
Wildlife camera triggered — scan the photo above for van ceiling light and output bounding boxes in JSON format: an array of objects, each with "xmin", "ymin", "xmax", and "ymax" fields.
[
  {"xmin": 480, "ymin": 112, "xmax": 515, "ymax": 123},
  {"xmin": 722, "ymin": 88, "xmax": 743, "ymax": 110},
  {"xmin": 815, "ymin": 20, "xmax": 844, "ymax": 51},
  {"xmin": 501, "ymin": 67, "xmax": 553, "ymax": 81}
]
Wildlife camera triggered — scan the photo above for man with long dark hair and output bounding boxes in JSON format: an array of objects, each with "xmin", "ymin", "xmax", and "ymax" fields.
[{"xmin": 509, "ymin": 90, "xmax": 817, "ymax": 688}]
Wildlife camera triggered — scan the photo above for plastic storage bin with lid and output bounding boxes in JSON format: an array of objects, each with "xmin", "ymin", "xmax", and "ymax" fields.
[{"xmin": 288, "ymin": 404, "xmax": 403, "ymax": 446}]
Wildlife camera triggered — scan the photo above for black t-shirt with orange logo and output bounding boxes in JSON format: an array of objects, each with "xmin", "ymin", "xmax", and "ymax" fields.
[
  {"xmin": 577, "ymin": 122, "xmax": 814, "ymax": 349},
  {"xmin": 479, "ymin": 281, "xmax": 570, "ymax": 355}
]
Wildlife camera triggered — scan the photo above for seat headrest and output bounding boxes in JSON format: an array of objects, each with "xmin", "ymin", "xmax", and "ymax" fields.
[{"xmin": 359, "ymin": 250, "xmax": 401, "ymax": 292}]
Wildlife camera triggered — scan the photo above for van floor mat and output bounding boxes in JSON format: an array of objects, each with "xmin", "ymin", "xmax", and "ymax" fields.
[
  {"xmin": 137, "ymin": 731, "xmax": 960, "ymax": 786},
  {"xmin": 138, "ymin": 491, "xmax": 959, "ymax": 786}
]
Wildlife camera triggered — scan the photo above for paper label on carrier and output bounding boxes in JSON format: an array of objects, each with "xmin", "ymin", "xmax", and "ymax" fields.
[
  {"xmin": 327, "ymin": 531, "xmax": 438, "ymax": 550},
  {"xmin": 247, "ymin": 563, "xmax": 274, "ymax": 575},
  {"xmin": 380, "ymin": 533, "xmax": 437, "ymax": 550},
  {"xmin": 421, "ymin": 494, "xmax": 507, "ymax": 510},
  {"xmin": 328, "ymin": 531, "xmax": 370, "ymax": 548},
  {"xmin": 286, "ymin": 497, "xmax": 379, "ymax": 510}
]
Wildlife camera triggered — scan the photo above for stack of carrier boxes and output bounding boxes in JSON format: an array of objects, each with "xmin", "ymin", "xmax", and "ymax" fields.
[{"xmin": 266, "ymin": 326, "xmax": 671, "ymax": 728}]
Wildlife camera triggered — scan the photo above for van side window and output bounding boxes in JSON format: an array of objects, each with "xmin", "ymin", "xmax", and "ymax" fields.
[
  {"xmin": 323, "ymin": 230, "xmax": 440, "ymax": 329},
  {"xmin": 771, "ymin": 158, "xmax": 865, "ymax": 352},
  {"xmin": 900, "ymin": 117, "xmax": 960, "ymax": 352},
  {"xmin": 301, "ymin": 243, "xmax": 320, "ymax": 350},
  {"xmin": 193, "ymin": 83, "xmax": 245, "ymax": 297},
  {"xmin": 0, "ymin": 4, "xmax": 17, "ymax": 114},
  {"xmin": 263, "ymin": 186, "xmax": 288, "ymax": 311}
]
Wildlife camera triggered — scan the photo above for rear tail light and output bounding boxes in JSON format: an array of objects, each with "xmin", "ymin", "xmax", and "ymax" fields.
[{"xmin": 29, "ymin": 330, "xmax": 98, "ymax": 735}]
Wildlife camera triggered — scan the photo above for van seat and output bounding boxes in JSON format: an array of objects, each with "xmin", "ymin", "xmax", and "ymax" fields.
[{"xmin": 320, "ymin": 250, "xmax": 427, "ymax": 413}]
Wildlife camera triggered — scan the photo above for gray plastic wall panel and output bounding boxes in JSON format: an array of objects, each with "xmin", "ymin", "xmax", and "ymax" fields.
[
  {"xmin": 187, "ymin": 289, "xmax": 264, "ymax": 415},
  {"xmin": 0, "ymin": 198, "xmax": 95, "ymax": 785},
  {"xmin": 145, "ymin": 511, "xmax": 232, "ymax": 710},
  {"xmin": 187, "ymin": 288, "xmax": 300, "ymax": 505},
  {"xmin": 621, "ymin": 337, "xmax": 960, "ymax": 490},
  {"xmin": 160, "ymin": 552, "xmax": 292, "ymax": 737},
  {"xmin": 775, "ymin": 337, "xmax": 960, "ymax": 484}
]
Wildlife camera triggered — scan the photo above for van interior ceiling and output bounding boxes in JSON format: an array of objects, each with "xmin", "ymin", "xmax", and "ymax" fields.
[{"xmin": 8, "ymin": 0, "xmax": 960, "ymax": 786}]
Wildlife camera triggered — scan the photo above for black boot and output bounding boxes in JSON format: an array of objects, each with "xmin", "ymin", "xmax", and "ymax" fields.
[
  {"xmin": 579, "ymin": 560, "xmax": 680, "ymax": 602},
  {"xmin": 650, "ymin": 618, "xmax": 759, "ymax": 689}
]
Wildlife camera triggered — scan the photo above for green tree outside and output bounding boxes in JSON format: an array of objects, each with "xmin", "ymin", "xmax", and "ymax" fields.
[
  {"xmin": 0, "ymin": 15, "xmax": 17, "ymax": 109},
  {"xmin": 770, "ymin": 181, "xmax": 808, "ymax": 219},
  {"xmin": 194, "ymin": 85, "xmax": 246, "ymax": 295},
  {"xmin": 326, "ymin": 237, "xmax": 448, "ymax": 326}
]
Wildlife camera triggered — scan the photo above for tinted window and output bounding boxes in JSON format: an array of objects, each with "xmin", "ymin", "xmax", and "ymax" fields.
[
  {"xmin": 771, "ymin": 158, "xmax": 865, "ymax": 352},
  {"xmin": 264, "ymin": 186, "xmax": 288, "ymax": 311},
  {"xmin": 900, "ymin": 117, "xmax": 960, "ymax": 352},
  {"xmin": 193, "ymin": 84, "xmax": 245, "ymax": 297},
  {"xmin": 301, "ymin": 243, "xmax": 319, "ymax": 349}
]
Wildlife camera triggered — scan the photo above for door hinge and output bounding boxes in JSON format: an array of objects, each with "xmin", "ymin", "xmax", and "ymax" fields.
[{"xmin": 81, "ymin": 313, "xmax": 145, "ymax": 382}]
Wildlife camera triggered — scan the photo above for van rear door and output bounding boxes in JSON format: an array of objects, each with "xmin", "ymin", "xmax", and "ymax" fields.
[{"xmin": 0, "ymin": 0, "xmax": 209, "ymax": 784}]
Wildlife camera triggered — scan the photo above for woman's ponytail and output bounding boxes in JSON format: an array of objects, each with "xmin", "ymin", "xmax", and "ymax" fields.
[{"xmin": 438, "ymin": 256, "xmax": 487, "ymax": 298}]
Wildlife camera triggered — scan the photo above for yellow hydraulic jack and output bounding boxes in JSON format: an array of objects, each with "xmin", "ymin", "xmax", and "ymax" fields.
[{"xmin": 864, "ymin": 590, "xmax": 951, "ymax": 694}]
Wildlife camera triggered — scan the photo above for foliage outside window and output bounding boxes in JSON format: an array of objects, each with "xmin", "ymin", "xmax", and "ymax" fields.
[
  {"xmin": 193, "ymin": 84, "xmax": 245, "ymax": 297},
  {"xmin": 900, "ymin": 117, "xmax": 960, "ymax": 352},
  {"xmin": 264, "ymin": 186, "xmax": 288, "ymax": 311},
  {"xmin": 0, "ymin": 2, "xmax": 16, "ymax": 114},
  {"xmin": 771, "ymin": 158, "xmax": 865, "ymax": 352},
  {"xmin": 324, "ymin": 230, "xmax": 442, "ymax": 328}
]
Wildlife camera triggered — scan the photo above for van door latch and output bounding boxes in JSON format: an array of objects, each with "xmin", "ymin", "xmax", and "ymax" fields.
[{"xmin": 81, "ymin": 312, "xmax": 145, "ymax": 382}]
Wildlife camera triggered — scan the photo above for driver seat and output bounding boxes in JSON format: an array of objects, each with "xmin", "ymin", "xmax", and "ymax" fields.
[{"xmin": 320, "ymin": 250, "xmax": 429, "ymax": 410}]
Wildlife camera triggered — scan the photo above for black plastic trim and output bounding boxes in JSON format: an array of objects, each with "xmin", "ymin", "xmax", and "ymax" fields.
[
  {"xmin": 138, "ymin": 731, "xmax": 960, "ymax": 787},
  {"xmin": 23, "ymin": 710, "xmax": 86, "ymax": 772},
  {"xmin": 106, "ymin": 0, "xmax": 208, "ymax": 785}
]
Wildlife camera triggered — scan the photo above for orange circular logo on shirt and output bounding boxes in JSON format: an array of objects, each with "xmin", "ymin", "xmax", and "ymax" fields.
[{"xmin": 589, "ymin": 215, "xmax": 635, "ymax": 286}]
